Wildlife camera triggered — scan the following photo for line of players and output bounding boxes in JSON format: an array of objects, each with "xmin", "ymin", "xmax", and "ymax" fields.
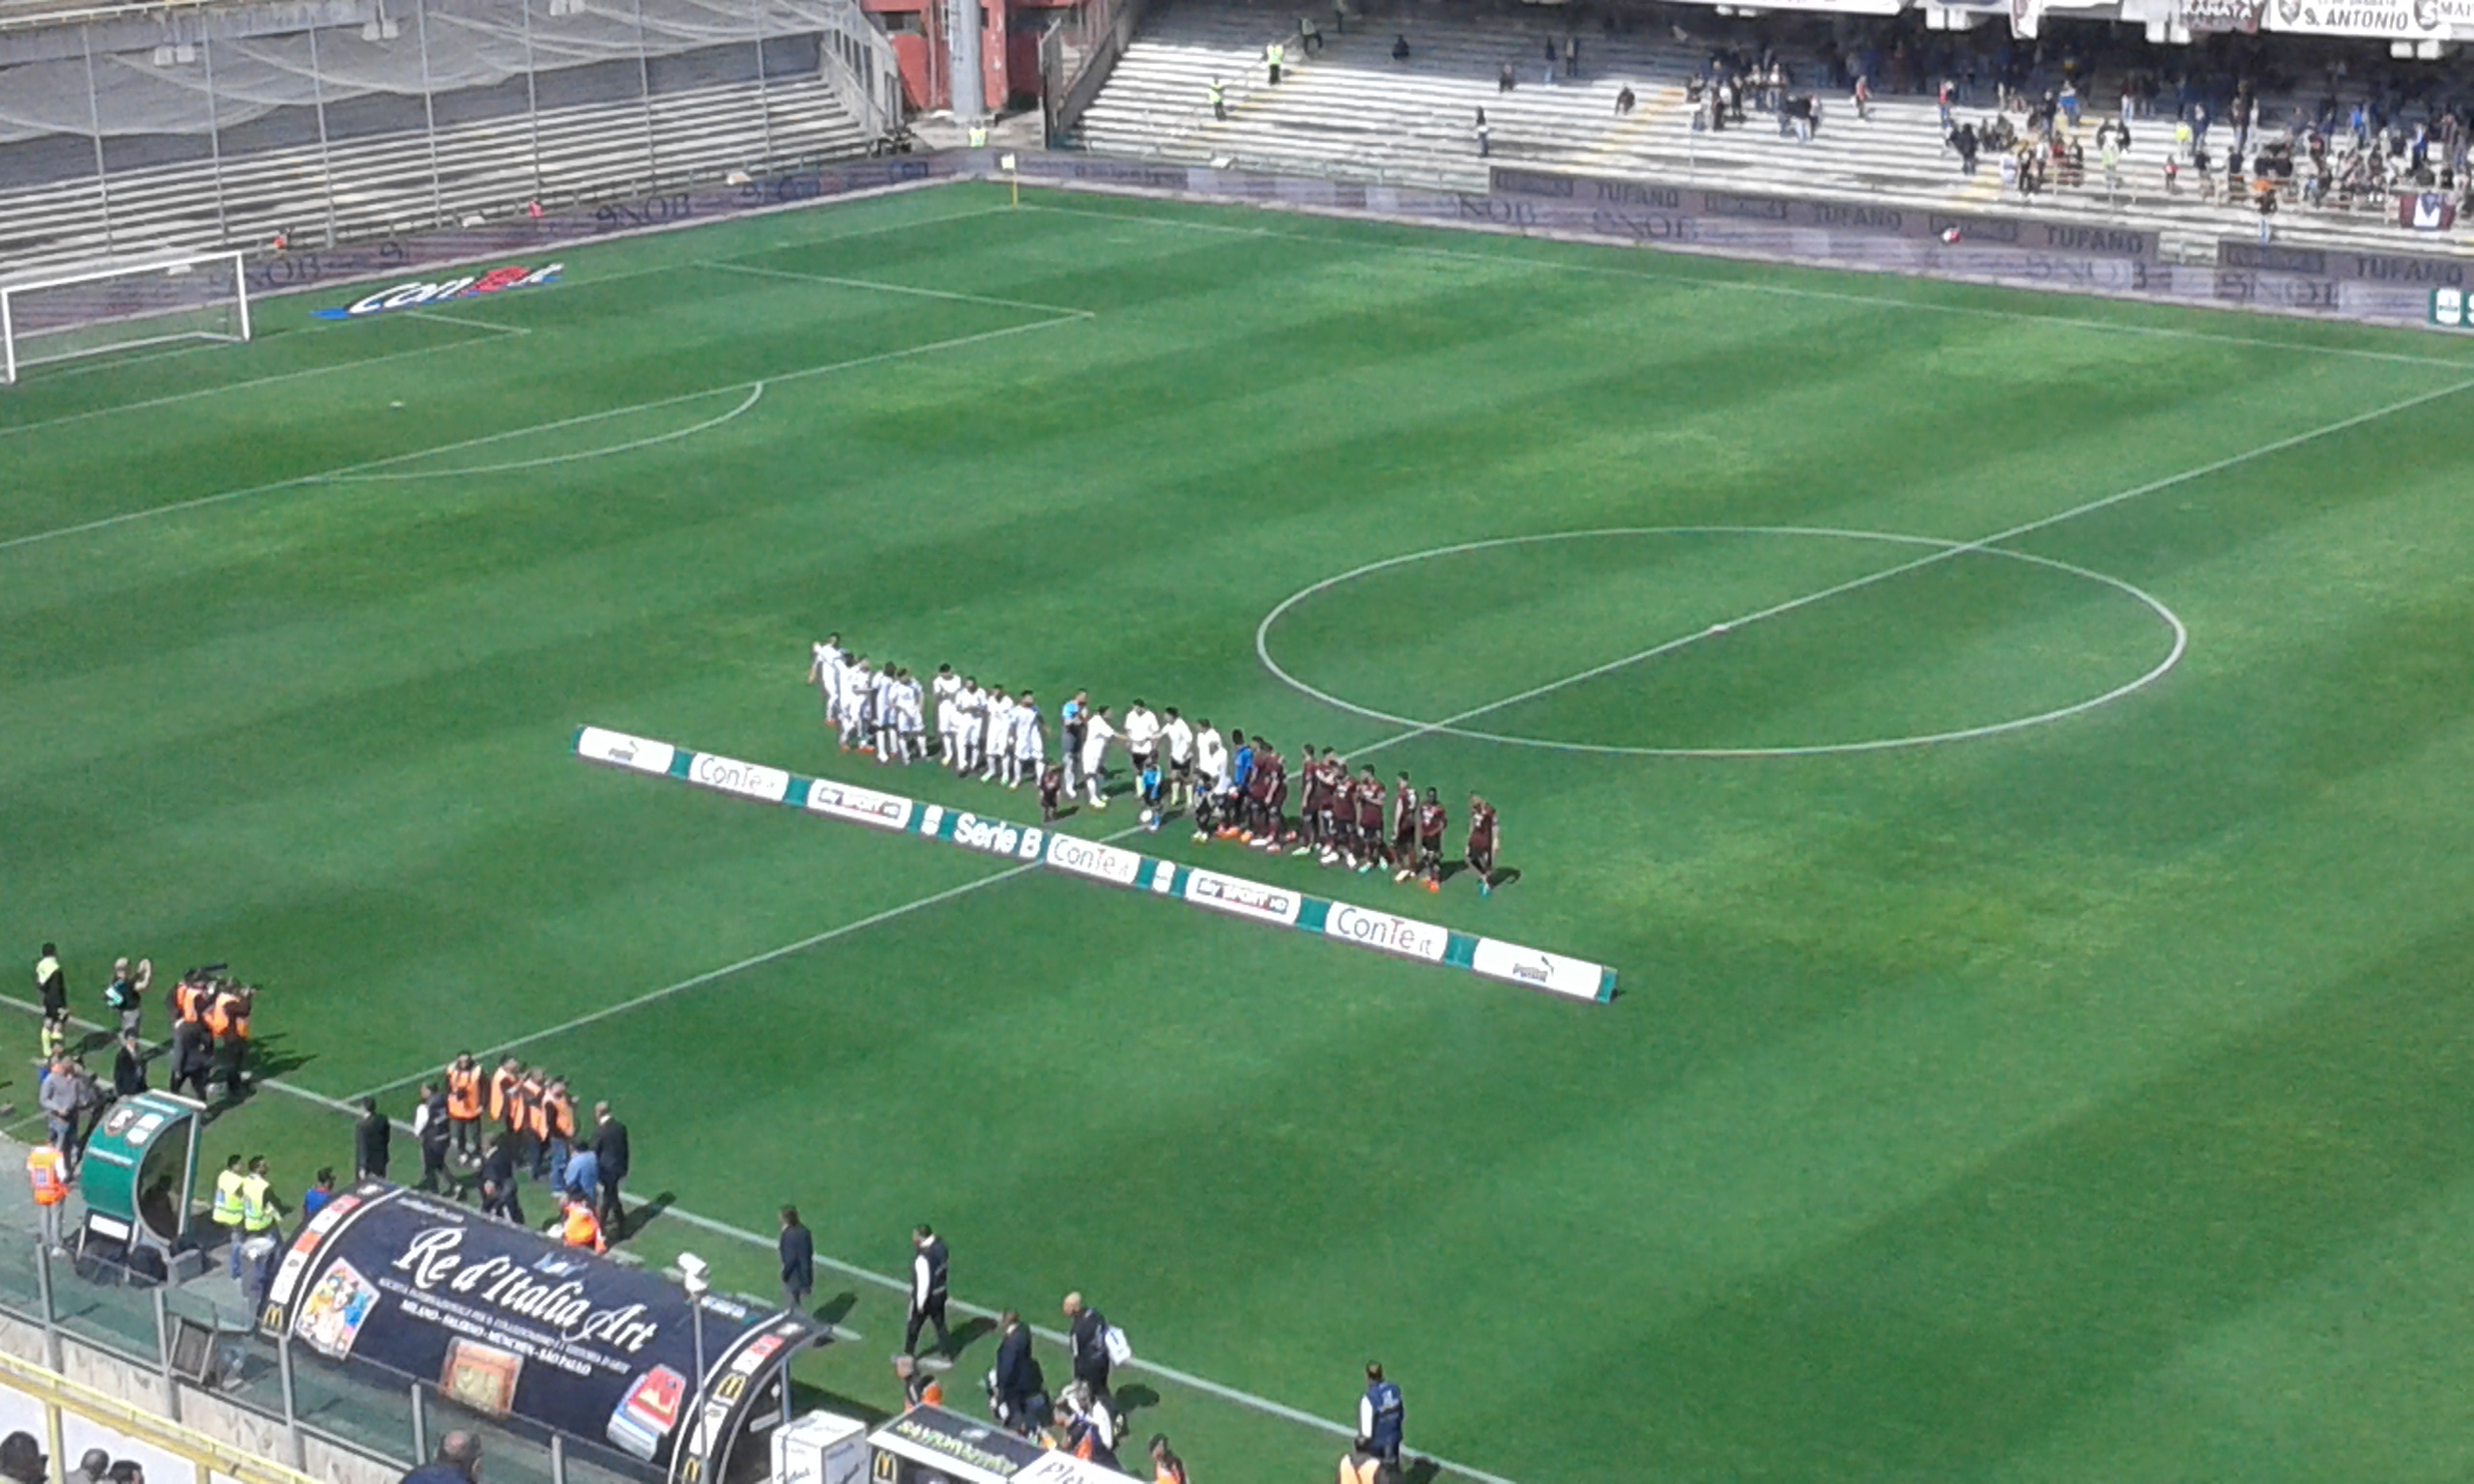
[{"xmin": 806, "ymin": 634, "xmax": 1505, "ymax": 894}]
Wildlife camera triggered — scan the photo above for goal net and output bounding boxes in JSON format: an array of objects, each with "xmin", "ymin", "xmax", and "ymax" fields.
[{"xmin": 1, "ymin": 251, "xmax": 250, "ymax": 384}]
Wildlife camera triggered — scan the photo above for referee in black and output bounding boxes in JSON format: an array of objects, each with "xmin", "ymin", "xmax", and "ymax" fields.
[{"xmin": 906, "ymin": 1224, "xmax": 949, "ymax": 1356}]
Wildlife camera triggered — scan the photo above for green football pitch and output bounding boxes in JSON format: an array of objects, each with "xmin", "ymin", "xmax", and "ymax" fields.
[{"xmin": 13, "ymin": 179, "xmax": 2474, "ymax": 1484}]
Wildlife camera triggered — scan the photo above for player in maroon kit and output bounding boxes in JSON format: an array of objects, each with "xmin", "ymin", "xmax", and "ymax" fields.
[
  {"xmin": 1415, "ymin": 788, "xmax": 1448, "ymax": 892},
  {"xmin": 1263, "ymin": 744, "xmax": 1293, "ymax": 848},
  {"xmin": 1351, "ymin": 767, "xmax": 1387, "ymax": 873},
  {"xmin": 1247, "ymin": 741, "xmax": 1285, "ymax": 845},
  {"xmin": 1390, "ymin": 773, "xmax": 1419, "ymax": 882},
  {"xmin": 1294, "ymin": 745, "xmax": 1328, "ymax": 858},
  {"xmin": 1466, "ymin": 792, "xmax": 1501, "ymax": 896},
  {"xmin": 1312, "ymin": 751, "xmax": 1351, "ymax": 865}
]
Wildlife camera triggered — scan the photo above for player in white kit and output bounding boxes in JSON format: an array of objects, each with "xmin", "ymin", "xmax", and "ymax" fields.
[
  {"xmin": 871, "ymin": 665, "xmax": 901, "ymax": 761},
  {"xmin": 954, "ymin": 679, "xmax": 986, "ymax": 778},
  {"xmin": 898, "ymin": 671, "xmax": 927, "ymax": 762},
  {"xmin": 838, "ymin": 658, "xmax": 873, "ymax": 752},
  {"xmin": 807, "ymin": 634, "xmax": 845, "ymax": 739},
  {"xmin": 1161, "ymin": 707, "xmax": 1195, "ymax": 813},
  {"xmin": 932, "ymin": 666, "xmax": 961, "ymax": 765},
  {"xmin": 981, "ymin": 689, "xmax": 1015, "ymax": 783},
  {"xmin": 1080, "ymin": 704, "xmax": 1118, "ymax": 809},
  {"xmin": 1012, "ymin": 691, "xmax": 1045, "ymax": 788}
]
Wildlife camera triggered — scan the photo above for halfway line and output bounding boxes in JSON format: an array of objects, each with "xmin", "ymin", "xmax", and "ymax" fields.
[{"xmin": 1301, "ymin": 369, "xmax": 2474, "ymax": 751}]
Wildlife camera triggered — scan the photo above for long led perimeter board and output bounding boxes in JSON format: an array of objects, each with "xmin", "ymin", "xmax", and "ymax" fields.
[{"xmin": 574, "ymin": 727, "xmax": 1616, "ymax": 1004}]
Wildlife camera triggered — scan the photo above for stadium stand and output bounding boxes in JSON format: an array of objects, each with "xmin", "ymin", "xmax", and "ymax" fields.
[
  {"xmin": 0, "ymin": 76, "xmax": 872, "ymax": 271},
  {"xmin": 0, "ymin": 0, "xmax": 896, "ymax": 273},
  {"xmin": 1077, "ymin": 0, "xmax": 2474, "ymax": 259}
]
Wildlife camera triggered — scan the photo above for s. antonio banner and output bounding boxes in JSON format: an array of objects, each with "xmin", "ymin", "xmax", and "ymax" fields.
[
  {"xmin": 261, "ymin": 1182, "xmax": 817, "ymax": 1481},
  {"xmin": 574, "ymin": 727, "xmax": 1617, "ymax": 1004}
]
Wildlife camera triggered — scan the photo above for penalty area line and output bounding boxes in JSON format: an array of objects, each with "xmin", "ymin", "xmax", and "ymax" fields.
[{"xmin": 0, "ymin": 312, "xmax": 1086, "ymax": 556}]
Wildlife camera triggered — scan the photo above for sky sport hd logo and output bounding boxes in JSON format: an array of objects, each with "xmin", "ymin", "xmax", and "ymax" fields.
[{"xmin": 312, "ymin": 263, "xmax": 563, "ymax": 320}]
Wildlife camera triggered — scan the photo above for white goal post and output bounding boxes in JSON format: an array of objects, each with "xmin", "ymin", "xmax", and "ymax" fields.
[{"xmin": 0, "ymin": 250, "xmax": 251, "ymax": 385}]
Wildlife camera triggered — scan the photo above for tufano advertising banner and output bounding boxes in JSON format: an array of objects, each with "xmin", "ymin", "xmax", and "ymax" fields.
[{"xmin": 261, "ymin": 1184, "xmax": 816, "ymax": 1479}]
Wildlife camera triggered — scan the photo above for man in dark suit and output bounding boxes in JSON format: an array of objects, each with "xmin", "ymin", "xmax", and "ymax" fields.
[
  {"xmin": 1062, "ymin": 1293, "xmax": 1111, "ymax": 1400},
  {"xmin": 592, "ymin": 1101, "xmax": 629, "ymax": 1233},
  {"xmin": 779, "ymin": 1207, "xmax": 814, "ymax": 1315},
  {"xmin": 110, "ymin": 1032, "xmax": 147, "ymax": 1099},
  {"xmin": 167, "ymin": 1017, "xmax": 212, "ymax": 1101},
  {"xmin": 993, "ymin": 1310, "xmax": 1043, "ymax": 1435},
  {"xmin": 355, "ymin": 1098, "xmax": 391, "ymax": 1183}
]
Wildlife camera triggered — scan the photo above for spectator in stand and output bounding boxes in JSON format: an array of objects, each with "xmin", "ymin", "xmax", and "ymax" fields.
[
  {"xmin": 1615, "ymin": 85, "xmax": 1635, "ymax": 116},
  {"xmin": 779, "ymin": 1206, "xmax": 814, "ymax": 1315},
  {"xmin": 1299, "ymin": 13, "xmax": 1321, "ymax": 53},
  {"xmin": 1497, "ymin": 62, "xmax": 1514, "ymax": 93},
  {"xmin": 1474, "ymin": 108, "xmax": 1490, "ymax": 157},
  {"xmin": 1853, "ymin": 73, "xmax": 1872, "ymax": 122},
  {"xmin": 399, "ymin": 1432, "xmax": 481, "ymax": 1484},
  {"xmin": 592, "ymin": 1100, "xmax": 629, "ymax": 1233},
  {"xmin": 1392, "ymin": 34, "xmax": 1409, "ymax": 62},
  {"xmin": 1563, "ymin": 35, "xmax": 1579, "ymax": 81},
  {"xmin": 355, "ymin": 1097, "xmax": 391, "ymax": 1183}
]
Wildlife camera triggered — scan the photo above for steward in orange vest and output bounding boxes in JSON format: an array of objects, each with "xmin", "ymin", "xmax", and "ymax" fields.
[
  {"xmin": 26, "ymin": 1144, "xmax": 68, "ymax": 1252},
  {"xmin": 445, "ymin": 1055, "xmax": 484, "ymax": 1157},
  {"xmin": 487, "ymin": 1058, "xmax": 521, "ymax": 1129},
  {"xmin": 560, "ymin": 1195, "xmax": 606, "ymax": 1254},
  {"xmin": 538, "ymin": 1077, "xmax": 576, "ymax": 1184},
  {"xmin": 510, "ymin": 1068, "xmax": 543, "ymax": 1167}
]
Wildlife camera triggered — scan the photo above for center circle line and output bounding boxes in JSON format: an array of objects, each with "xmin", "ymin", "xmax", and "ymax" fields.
[{"xmin": 1255, "ymin": 526, "xmax": 2188, "ymax": 758}]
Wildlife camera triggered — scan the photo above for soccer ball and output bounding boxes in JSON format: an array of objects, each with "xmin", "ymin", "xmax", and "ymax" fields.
[{"xmin": 1139, "ymin": 808, "xmax": 1158, "ymax": 830}]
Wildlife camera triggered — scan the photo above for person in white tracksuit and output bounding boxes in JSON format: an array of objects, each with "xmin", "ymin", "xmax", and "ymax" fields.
[{"xmin": 1080, "ymin": 705, "xmax": 1118, "ymax": 809}]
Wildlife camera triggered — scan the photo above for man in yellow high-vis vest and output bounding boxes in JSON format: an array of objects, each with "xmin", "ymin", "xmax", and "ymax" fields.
[{"xmin": 213, "ymin": 1155, "xmax": 247, "ymax": 1277}]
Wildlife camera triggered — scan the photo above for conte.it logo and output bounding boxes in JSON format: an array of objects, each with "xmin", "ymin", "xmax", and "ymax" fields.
[{"xmin": 313, "ymin": 263, "xmax": 562, "ymax": 320}]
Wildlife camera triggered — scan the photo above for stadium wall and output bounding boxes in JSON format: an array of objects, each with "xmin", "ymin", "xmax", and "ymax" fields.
[{"xmin": 188, "ymin": 147, "xmax": 2470, "ymax": 334}]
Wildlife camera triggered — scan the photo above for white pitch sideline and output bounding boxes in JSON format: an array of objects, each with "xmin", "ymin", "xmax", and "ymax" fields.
[{"xmin": 0, "ymin": 987, "xmax": 1533, "ymax": 1484}]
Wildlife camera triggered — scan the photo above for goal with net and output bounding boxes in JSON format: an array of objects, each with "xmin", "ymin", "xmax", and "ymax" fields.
[{"xmin": 1, "ymin": 251, "xmax": 251, "ymax": 385}]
